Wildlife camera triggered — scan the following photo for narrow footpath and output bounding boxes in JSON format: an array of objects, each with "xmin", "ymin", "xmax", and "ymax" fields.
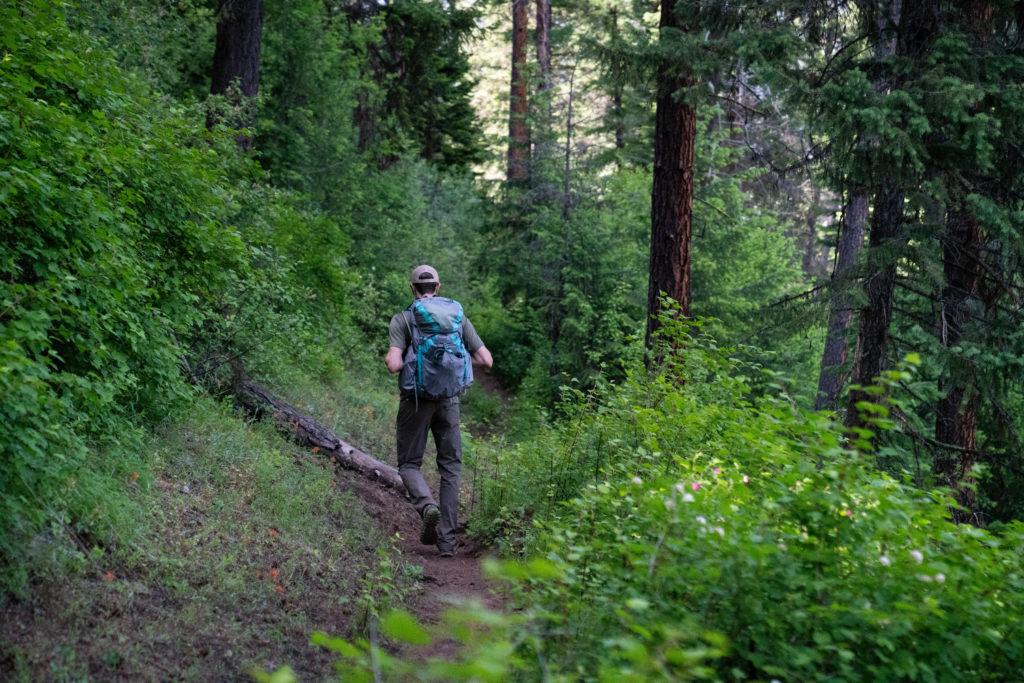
[
  {"xmin": 353, "ymin": 472, "xmax": 502, "ymax": 659},
  {"xmin": 346, "ymin": 369, "xmax": 512, "ymax": 661}
]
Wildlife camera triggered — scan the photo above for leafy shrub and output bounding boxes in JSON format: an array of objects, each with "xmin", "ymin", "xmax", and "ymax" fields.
[
  {"xmin": 0, "ymin": 2, "xmax": 246, "ymax": 581},
  {"xmin": 466, "ymin": 318, "xmax": 1024, "ymax": 680}
]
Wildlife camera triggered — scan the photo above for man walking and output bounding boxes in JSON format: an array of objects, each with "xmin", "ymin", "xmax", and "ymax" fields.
[{"xmin": 385, "ymin": 265, "xmax": 493, "ymax": 556}]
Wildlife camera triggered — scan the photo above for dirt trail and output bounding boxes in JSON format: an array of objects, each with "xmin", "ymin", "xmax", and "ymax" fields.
[
  {"xmin": 351, "ymin": 470, "xmax": 503, "ymax": 663},
  {"xmin": 350, "ymin": 370, "xmax": 511, "ymax": 659}
]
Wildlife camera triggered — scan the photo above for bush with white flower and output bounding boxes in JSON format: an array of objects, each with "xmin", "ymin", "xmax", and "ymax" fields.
[{"xmin": 463, "ymin": 318, "xmax": 1024, "ymax": 680}]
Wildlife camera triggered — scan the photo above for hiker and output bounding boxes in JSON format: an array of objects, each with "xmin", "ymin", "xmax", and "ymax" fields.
[{"xmin": 385, "ymin": 265, "xmax": 493, "ymax": 557}]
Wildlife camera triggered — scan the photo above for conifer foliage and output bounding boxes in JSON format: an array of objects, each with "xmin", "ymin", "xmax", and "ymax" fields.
[{"xmin": 792, "ymin": 0, "xmax": 1024, "ymax": 519}]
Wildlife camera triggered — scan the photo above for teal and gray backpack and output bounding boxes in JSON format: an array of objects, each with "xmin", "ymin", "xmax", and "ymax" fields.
[{"xmin": 399, "ymin": 297, "xmax": 474, "ymax": 399}]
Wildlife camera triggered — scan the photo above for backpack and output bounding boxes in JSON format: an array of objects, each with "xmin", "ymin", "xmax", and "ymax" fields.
[{"xmin": 398, "ymin": 297, "xmax": 474, "ymax": 399}]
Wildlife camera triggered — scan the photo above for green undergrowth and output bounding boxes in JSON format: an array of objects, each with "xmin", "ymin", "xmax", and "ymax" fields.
[
  {"xmin": 316, "ymin": 319, "xmax": 1024, "ymax": 681},
  {"xmin": 256, "ymin": 346, "xmax": 400, "ymax": 466},
  {"xmin": 0, "ymin": 392, "xmax": 417, "ymax": 681}
]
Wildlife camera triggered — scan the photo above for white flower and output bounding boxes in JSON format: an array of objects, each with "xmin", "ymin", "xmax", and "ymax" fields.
[
  {"xmin": 935, "ymin": 573, "xmax": 946, "ymax": 583},
  {"xmin": 910, "ymin": 550, "xmax": 924, "ymax": 564},
  {"xmin": 879, "ymin": 555, "xmax": 891, "ymax": 567},
  {"xmin": 713, "ymin": 526, "xmax": 725, "ymax": 537},
  {"xmin": 742, "ymin": 475, "xmax": 749, "ymax": 484},
  {"xmin": 664, "ymin": 499, "xmax": 676, "ymax": 511},
  {"xmin": 182, "ymin": 485, "xmax": 191, "ymax": 494},
  {"xmin": 777, "ymin": 542, "xmax": 787, "ymax": 551},
  {"xmin": 674, "ymin": 483, "xmax": 687, "ymax": 494},
  {"xmin": 631, "ymin": 477, "xmax": 643, "ymax": 485},
  {"xmin": 696, "ymin": 516, "xmax": 707, "ymax": 525},
  {"xmin": 917, "ymin": 574, "xmax": 933, "ymax": 582},
  {"xmin": 682, "ymin": 493, "xmax": 695, "ymax": 503}
]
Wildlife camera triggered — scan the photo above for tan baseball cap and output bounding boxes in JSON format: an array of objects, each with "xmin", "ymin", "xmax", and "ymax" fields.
[{"xmin": 410, "ymin": 264, "xmax": 439, "ymax": 284}]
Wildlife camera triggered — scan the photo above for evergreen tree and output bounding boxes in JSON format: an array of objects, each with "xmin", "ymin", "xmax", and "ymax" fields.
[
  {"xmin": 646, "ymin": 0, "xmax": 697, "ymax": 345},
  {"xmin": 789, "ymin": 0, "xmax": 1024, "ymax": 520},
  {"xmin": 208, "ymin": 0, "xmax": 265, "ymax": 150},
  {"xmin": 508, "ymin": 0, "xmax": 531, "ymax": 183}
]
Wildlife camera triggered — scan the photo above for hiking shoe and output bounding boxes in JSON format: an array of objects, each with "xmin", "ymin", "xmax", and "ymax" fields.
[
  {"xmin": 420, "ymin": 505, "xmax": 441, "ymax": 545},
  {"xmin": 439, "ymin": 547, "xmax": 455, "ymax": 558}
]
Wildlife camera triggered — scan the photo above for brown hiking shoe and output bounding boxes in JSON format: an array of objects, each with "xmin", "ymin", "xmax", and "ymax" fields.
[{"xmin": 420, "ymin": 505, "xmax": 440, "ymax": 545}]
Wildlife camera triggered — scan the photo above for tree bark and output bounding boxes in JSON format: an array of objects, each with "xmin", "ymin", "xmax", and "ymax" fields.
[
  {"xmin": 646, "ymin": 0, "xmax": 696, "ymax": 348},
  {"xmin": 536, "ymin": 0, "xmax": 552, "ymax": 94},
  {"xmin": 815, "ymin": 191, "xmax": 868, "ymax": 411},
  {"xmin": 507, "ymin": 0, "xmax": 530, "ymax": 183},
  {"xmin": 844, "ymin": 187, "xmax": 903, "ymax": 435},
  {"xmin": 844, "ymin": 0, "xmax": 938, "ymax": 436},
  {"xmin": 819, "ymin": 1, "xmax": 898, "ymax": 414},
  {"xmin": 208, "ymin": 0, "xmax": 264, "ymax": 151},
  {"xmin": 239, "ymin": 382, "xmax": 407, "ymax": 493},
  {"xmin": 932, "ymin": 211, "xmax": 982, "ymax": 512},
  {"xmin": 931, "ymin": 0, "xmax": 991, "ymax": 522}
]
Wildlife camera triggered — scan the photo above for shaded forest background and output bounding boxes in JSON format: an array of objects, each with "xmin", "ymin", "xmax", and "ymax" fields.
[{"xmin": 3, "ymin": 0, "xmax": 1024, "ymax": 679}]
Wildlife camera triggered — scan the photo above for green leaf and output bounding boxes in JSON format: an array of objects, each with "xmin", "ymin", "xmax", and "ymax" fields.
[{"xmin": 381, "ymin": 609, "xmax": 432, "ymax": 645}]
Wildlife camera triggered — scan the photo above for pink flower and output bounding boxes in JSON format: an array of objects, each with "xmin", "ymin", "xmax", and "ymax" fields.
[
  {"xmin": 691, "ymin": 482, "xmax": 701, "ymax": 491},
  {"xmin": 713, "ymin": 468, "xmax": 722, "ymax": 475},
  {"xmin": 742, "ymin": 475, "xmax": 749, "ymax": 484},
  {"xmin": 843, "ymin": 509, "xmax": 853, "ymax": 517}
]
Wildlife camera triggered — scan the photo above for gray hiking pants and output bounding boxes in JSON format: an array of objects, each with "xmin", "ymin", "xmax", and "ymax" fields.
[{"xmin": 396, "ymin": 394, "xmax": 461, "ymax": 552}]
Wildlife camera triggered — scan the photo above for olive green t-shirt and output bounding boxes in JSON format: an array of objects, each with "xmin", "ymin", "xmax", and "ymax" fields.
[{"xmin": 388, "ymin": 306, "xmax": 484, "ymax": 353}]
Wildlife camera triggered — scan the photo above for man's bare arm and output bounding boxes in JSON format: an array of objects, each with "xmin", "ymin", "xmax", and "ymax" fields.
[
  {"xmin": 471, "ymin": 345, "xmax": 493, "ymax": 368},
  {"xmin": 385, "ymin": 346, "xmax": 404, "ymax": 373}
]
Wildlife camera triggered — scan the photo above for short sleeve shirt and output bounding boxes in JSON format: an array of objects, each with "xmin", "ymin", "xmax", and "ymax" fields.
[{"xmin": 389, "ymin": 304, "xmax": 484, "ymax": 353}]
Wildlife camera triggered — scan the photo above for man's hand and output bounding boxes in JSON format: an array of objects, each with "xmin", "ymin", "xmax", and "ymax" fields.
[
  {"xmin": 385, "ymin": 346, "xmax": 404, "ymax": 373},
  {"xmin": 471, "ymin": 345, "xmax": 493, "ymax": 369}
]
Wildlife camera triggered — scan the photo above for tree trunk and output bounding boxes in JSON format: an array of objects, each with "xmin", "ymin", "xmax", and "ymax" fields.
[
  {"xmin": 646, "ymin": 0, "xmax": 696, "ymax": 348},
  {"xmin": 931, "ymin": 0, "xmax": 991, "ymax": 523},
  {"xmin": 844, "ymin": 0, "xmax": 938, "ymax": 436},
  {"xmin": 844, "ymin": 187, "xmax": 903, "ymax": 435},
  {"xmin": 934, "ymin": 388, "xmax": 980, "ymax": 522},
  {"xmin": 563, "ymin": 68, "xmax": 575, "ymax": 221},
  {"xmin": 208, "ymin": 0, "xmax": 264, "ymax": 151},
  {"xmin": 507, "ymin": 0, "xmax": 530, "ymax": 183},
  {"xmin": 536, "ymin": 0, "xmax": 552, "ymax": 94},
  {"xmin": 815, "ymin": 191, "xmax": 868, "ymax": 411},
  {"xmin": 820, "ymin": 0, "xmax": 896, "ymax": 414},
  {"xmin": 548, "ymin": 69, "xmax": 576, "ymax": 349}
]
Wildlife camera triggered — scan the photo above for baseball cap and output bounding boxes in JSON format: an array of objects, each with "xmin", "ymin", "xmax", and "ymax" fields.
[{"xmin": 410, "ymin": 265, "xmax": 439, "ymax": 285}]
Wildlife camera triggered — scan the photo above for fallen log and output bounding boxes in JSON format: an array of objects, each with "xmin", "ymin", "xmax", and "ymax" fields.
[{"xmin": 240, "ymin": 381, "xmax": 407, "ymax": 494}]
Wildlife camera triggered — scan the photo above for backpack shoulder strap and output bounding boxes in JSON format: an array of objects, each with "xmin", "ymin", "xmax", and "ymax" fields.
[{"xmin": 402, "ymin": 305, "xmax": 420, "ymax": 349}]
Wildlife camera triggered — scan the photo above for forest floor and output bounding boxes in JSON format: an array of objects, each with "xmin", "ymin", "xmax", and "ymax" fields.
[{"xmin": 0, "ymin": 371, "xmax": 512, "ymax": 681}]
